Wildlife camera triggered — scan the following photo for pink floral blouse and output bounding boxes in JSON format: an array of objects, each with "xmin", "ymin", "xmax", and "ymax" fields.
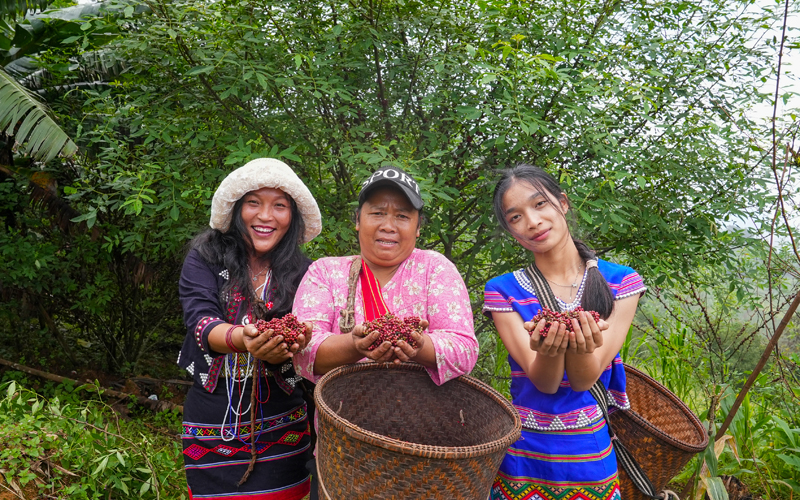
[{"xmin": 292, "ymin": 248, "xmax": 478, "ymax": 385}]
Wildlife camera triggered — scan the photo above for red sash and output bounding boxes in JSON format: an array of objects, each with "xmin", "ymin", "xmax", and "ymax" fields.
[{"xmin": 360, "ymin": 261, "xmax": 390, "ymax": 321}]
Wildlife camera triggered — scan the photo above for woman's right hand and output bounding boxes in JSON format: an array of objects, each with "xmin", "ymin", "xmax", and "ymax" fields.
[
  {"xmin": 241, "ymin": 324, "xmax": 294, "ymax": 364},
  {"xmin": 351, "ymin": 323, "xmax": 395, "ymax": 362},
  {"xmin": 524, "ymin": 318, "xmax": 569, "ymax": 357}
]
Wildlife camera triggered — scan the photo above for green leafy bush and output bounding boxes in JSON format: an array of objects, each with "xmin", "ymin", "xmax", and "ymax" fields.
[{"xmin": 0, "ymin": 380, "xmax": 186, "ymax": 499}]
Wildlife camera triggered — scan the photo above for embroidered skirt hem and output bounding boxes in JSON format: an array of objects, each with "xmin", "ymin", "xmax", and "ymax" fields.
[
  {"xmin": 182, "ymin": 378, "xmax": 311, "ymax": 498},
  {"xmin": 188, "ymin": 478, "xmax": 310, "ymax": 500},
  {"xmin": 491, "ymin": 475, "xmax": 621, "ymax": 500}
]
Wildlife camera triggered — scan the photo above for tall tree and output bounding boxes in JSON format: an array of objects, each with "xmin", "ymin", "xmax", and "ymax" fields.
[{"xmin": 2, "ymin": 0, "xmax": 796, "ymax": 372}]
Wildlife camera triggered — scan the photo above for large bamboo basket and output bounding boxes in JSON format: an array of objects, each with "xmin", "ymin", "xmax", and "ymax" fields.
[
  {"xmin": 612, "ymin": 365, "xmax": 709, "ymax": 499},
  {"xmin": 314, "ymin": 362, "xmax": 521, "ymax": 500}
]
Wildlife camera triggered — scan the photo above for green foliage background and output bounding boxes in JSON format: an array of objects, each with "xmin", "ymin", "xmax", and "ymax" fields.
[
  {"xmin": 6, "ymin": 0, "xmax": 787, "ymax": 369},
  {"xmin": 1, "ymin": 0, "xmax": 800, "ymax": 497}
]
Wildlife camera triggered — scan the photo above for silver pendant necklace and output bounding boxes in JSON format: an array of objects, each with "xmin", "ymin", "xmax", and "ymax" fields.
[
  {"xmin": 545, "ymin": 265, "xmax": 583, "ymax": 301},
  {"xmin": 250, "ymin": 263, "xmax": 269, "ymax": 282},
  {"xmin": 545, "ymin": 267, "xmax": 582, "ymax": 288}
]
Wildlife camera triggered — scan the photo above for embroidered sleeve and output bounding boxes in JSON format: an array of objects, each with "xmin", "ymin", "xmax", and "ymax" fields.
[
  {"xmin": 482, "ymin": 279, "xmax": 514, "ymax": 317},
  {"xmin": 179, "ymin": 250, "xmax": 227, "ymax": 354},
  {"xmin": 292, "ymin": 259, "xmax": 339, "ymax": 383},
  {"xmin": 193, "ymin": 316, "xmax": 222, "ymax": 351},
  {"xmin": 422, "ymin": 252, "xmax": 478, "ymax": 386},
  {"xmin": 615, "ymin": 270, "xmax": 646, "ymax": 300}
]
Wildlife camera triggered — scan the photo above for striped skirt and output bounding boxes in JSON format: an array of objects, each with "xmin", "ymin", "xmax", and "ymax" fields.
[
  {"xmin": 182, "ymin": 378, "xmax": 311, "ymax": 500},
  {"xmin": 491, "ymin": 418, "xmax": 621, "ymax": 500}
]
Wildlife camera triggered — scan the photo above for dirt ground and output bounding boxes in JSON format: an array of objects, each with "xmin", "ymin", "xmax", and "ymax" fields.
[{"xmin": 0, "ymin": 474, "xmax": 39, "ymax": 500}]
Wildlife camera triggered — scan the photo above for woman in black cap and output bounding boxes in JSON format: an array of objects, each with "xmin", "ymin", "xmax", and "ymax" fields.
[{"xmin": 292, "ymin": 165, "xmax": 479, "ymax": 498}]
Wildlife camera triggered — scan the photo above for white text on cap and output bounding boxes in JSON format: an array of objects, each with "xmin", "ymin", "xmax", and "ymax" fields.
[{"xmin": 362, "ymin": 168, "xmax": 420, "ymax": 194}]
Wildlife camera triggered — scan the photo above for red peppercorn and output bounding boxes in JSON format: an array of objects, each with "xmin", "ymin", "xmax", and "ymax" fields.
[
  {"xmin": 362, "ymin": 313, "xmax": 425, "ymax": 350},
  {"xmin": 254, "ymin": 314, "xmax": 305, "ymax": 344},
  {"xmin": 530, "ymin": 306, "xmax": 601, "ymax": 337}
]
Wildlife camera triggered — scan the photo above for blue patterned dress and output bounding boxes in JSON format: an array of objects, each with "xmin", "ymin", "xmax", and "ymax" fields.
[{"xmin": 483, "ymin": 259, "xmax": 646, "ymax": 500}]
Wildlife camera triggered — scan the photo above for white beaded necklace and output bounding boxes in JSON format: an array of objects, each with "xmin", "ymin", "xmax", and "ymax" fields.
[
  {"xmin": 219, "ymin": 273, "xmax": 270, "ymax": 442},
  {"xmin": 254, "ymin": 269, "xmax": 272, "ymax": 297}
]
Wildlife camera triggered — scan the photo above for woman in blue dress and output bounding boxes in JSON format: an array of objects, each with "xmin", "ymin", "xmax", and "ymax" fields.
[{"xmin": 483, "ymin": 164, "xmax": 646, "ymax": 500}]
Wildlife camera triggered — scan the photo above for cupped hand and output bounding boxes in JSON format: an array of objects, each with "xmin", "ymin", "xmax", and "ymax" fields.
[
  {"xmin": 567, "ymin": 311, "xmax": 605, "ymax": 355},
  {"xmin": 524, "ymin": 318, "xmax": 568, "ymax": 357},
  {"xmin": 392, "ymin": 319, "xmax": 429, "ymax": 364},
  {"xmin": 241, "ymin": 324, "xmax": 294, "ymax": 364},
  {"xmin": 351, "ymin": 323, "xmax": 395, "ymax": 363},
  {"xmin": 294, "ymin": 322, "xmax": 313, "ymax": 351}
]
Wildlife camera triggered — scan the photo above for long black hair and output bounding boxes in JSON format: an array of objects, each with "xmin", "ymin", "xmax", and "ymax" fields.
[
  {"xmin": 190, "ymin": 194, "xmax": 310, "ymax": 320},
  {"xmin": 492, "ymin": 164, "xmax": 615, "ymax": 319}
]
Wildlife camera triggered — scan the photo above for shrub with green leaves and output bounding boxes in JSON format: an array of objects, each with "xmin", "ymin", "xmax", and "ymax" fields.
[
  {"xmin": 4, "ymin": 0, "xmax": 792, "ymax": 376},
  {"xmin": 0, "ymin": 380, "xmax": 186, "ymax": 499}
]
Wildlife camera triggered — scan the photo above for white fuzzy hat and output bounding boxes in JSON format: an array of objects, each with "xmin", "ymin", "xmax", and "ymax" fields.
[{"xmin": 209, "ymin": 158, "xmax": 322, "ymax": 243}]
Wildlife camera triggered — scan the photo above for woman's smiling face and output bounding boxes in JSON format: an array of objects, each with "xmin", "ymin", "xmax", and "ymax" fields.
[
  {"xmin": 356, "ymin": 186, "xmax": 420, "ymax": 272},
  {"xmin": 239, "ymin": 187, "xmax": 293, "ymax": 259},
  {"xmin": 501, "ymin": 180, "xmax": 570, "ymax": 255}
]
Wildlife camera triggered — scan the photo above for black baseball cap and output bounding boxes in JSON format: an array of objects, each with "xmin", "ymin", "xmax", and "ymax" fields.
[{"xmin": 358, "ymin": 166, "xmax": 424, "ymax": 210}]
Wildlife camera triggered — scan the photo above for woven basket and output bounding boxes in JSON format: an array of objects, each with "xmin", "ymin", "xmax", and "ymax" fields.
[
  {"xmin": 612, "ymin": 364, "xmax": 709, "ymax": 499},
  {"xmin": 314, "ymin": 362, "xmax": 521, "ymax": 500}
]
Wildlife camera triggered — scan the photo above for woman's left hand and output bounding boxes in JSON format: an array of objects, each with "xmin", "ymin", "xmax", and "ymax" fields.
[
  {"xmin": 391, "ymin": 320, "xmax": 429, "ymax": 364},
  {"xmin": 241, "ymin": 324, "xmax": 294, "ymax": 364},
  {"xmin": 568, "ymin": 311, "xmax": 607, "ymax": 355}
]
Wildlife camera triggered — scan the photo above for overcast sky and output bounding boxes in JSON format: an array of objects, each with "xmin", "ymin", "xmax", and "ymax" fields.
[{"xmin": 754, "ymin": 4, "xmax": 800, "ymax": 123}]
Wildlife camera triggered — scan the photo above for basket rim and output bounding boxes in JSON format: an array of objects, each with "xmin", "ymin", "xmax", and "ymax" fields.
[
  {"xmin": 314, "ymin": 362, "xmax": 522, "ymax": 460},
  {"xmin": 620, "ymin": 364, "xmax": 709, "ymax": 453}
]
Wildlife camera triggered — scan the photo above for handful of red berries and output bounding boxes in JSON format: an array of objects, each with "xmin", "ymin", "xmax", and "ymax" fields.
[
  {"xmin": 530, "ymin": 306, "xmax": 600, "ymax": 337},
  {"xmin": 362, "ymin": 313, "xmax": 424, "ymax": 351},
  {"xmin": 254, "ymin": 314, "xmax": 306, "ymax": 345}
]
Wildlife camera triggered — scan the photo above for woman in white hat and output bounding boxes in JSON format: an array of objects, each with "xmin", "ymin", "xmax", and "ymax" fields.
[{"xmin": 177, "ymin": 158, "xmax": 322, "ymax": 500}]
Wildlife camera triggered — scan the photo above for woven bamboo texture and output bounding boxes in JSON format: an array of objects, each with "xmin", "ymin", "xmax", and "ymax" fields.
[
  {"xmin": 612, "ymin": 364, "xmax": 709, "ymax": 500},
  {"xmin": 314, "ymin": 362, "xmax": 521, "ymax": 500}
]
